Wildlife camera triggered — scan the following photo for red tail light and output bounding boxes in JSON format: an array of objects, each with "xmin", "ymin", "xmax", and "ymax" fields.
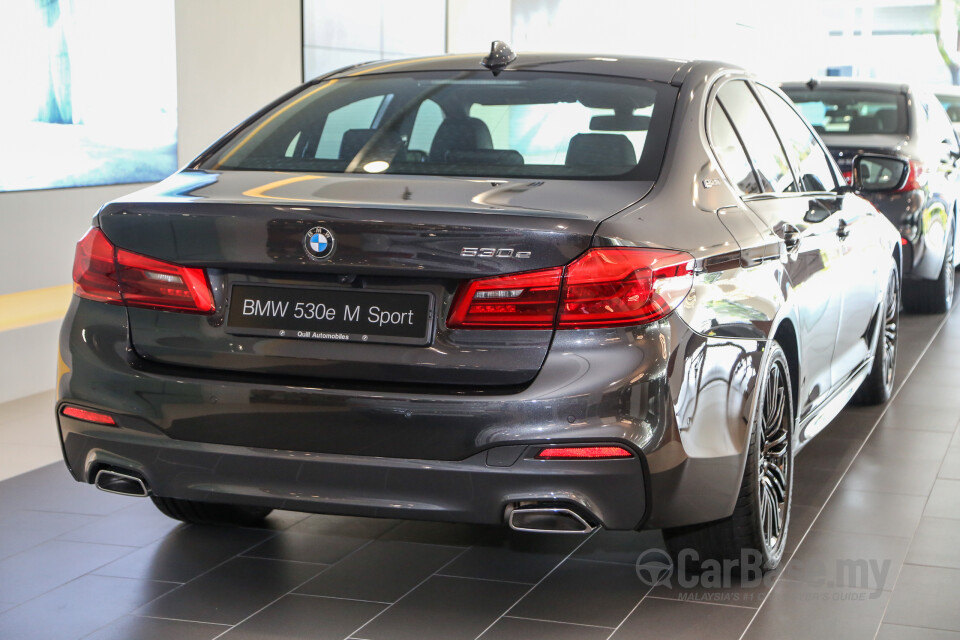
[
  {"xmin": 72, "ymin": 228, "xmax": 215, "ymax": 314},
  {"xmin": 536, "ymin": 445, "xmax": 633, "ymax": 459},
  {"xmin": 447, "ymin": 248, "xmax": 693, "ymax": 330},
  {"xmin": 446, "ymin": 266, "xmax": 562, "ymax": 329},
  {"xmin": 61, "ymin": 405, "xmax": 116, "ymax": 425},
  {"xmin": 898, "ymin": 160, "xmax": 925, "ymax": 192}
]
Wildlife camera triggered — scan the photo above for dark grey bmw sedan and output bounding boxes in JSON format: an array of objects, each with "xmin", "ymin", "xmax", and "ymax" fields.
[{"xmin": 57, "ymin": 48, "xmax": 901, "ymax": 572}]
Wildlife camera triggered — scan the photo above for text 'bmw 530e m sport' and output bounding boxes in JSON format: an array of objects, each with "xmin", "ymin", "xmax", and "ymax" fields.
[{"xmin": 58, "ymin": 46, "xmax": 901, "ymax": 572}]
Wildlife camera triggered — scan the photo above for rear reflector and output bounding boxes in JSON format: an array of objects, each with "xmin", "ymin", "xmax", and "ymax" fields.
[
  {"xmin": 447, "ymin": 248, "xmax": 693, "ymax": 330},
  {"xmin": 536, "ymin": 446, "xmax": 633, "ymax": 459},
  {"xmin": 72, "ymin": 228, "xmax": 215, "ymax": 314},
  {"xmin": 61, "ymin": 405, "xmax": 116, "ymax": 425}
]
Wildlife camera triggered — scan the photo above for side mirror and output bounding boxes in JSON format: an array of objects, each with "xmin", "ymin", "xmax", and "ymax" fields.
[{"xmin": 850, "ymin": 154, "xmax": 910, "ymax": 193}]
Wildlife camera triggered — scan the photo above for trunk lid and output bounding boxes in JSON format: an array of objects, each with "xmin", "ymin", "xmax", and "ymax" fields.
[{"xmin": 101, "ymin": 170, "xmax": 652, "ymax": 387}]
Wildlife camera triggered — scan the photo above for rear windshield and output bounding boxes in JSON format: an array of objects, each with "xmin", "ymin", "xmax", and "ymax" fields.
[
  {"xmin": 782, "ymin": 89, "xmax": 907, "ymax": 136},
  {"xmin": 202, "ymin": 71, "xmax": 677, "ymax": 180},
  {"xmin": 936, "ymin": 94, "xmax": 960, "ymax": 123}
]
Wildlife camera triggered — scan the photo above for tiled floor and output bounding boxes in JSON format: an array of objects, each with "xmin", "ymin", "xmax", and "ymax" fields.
[{"xmin": 0, "ymin": 310, "xmax": 959, "ymax": 639}]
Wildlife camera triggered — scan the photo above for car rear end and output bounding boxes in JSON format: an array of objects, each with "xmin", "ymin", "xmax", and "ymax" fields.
[
  {"xmin": 56, "ymin": 60, "xmax": 743, "ymax": 532},
  {"xmin": 781, "ymin": 82, "xmax": 933, "ymax": 278}
]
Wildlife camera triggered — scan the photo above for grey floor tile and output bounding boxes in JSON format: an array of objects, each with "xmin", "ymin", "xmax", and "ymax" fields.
[
  {"xmin": 0, "ymin": 574, "xmax": 175, "ymax": 640},
  {"xmin": 509, "ymin": 558, "xmax": 648, "ymax": 627},
  {"xmin": 250, "ymin": 509, "xmax": 312, "ymax": 531},
  {"xmin": 296, "ymin": 539, "xmax": 462, "ymax": 603},
  {"xmin": 839, "ymin": 456, "xmax": 941, "ymax": 496},
  {"xmin": 219, "ymin": 594, "xmax": 384, "ymax": 640},
  {"xmin": 93, "ymin": 524, "xmax": 272, "ymax": 583},
  {"xmin": 792, "ymin": 464, "xmax": 845, "ymax": 508},
  {"xmin": 357, "ymin": 576, "xmax": 527, "ymax": 640},
  {"xmin": 877, "ymin": 403, "xmax": 960, "ymax": 433},
  {"xmin": 907, "ymin": 517, "xmax": 960, "ymax": 569},
  {"xmin": 137, "ymin": 556, "xmax": 324, "ymax": 626},
  {"xmin": 84, "ymin": 615, "xmax": 228, "ymax": 640},
  {"xmin": 59, "ymin": 500, "xmax": 184, "ymax": 547},
  {"xmin": 924, "ymin": 479, "xmax": 960, "ymax": 520},
  {"xmin": 941, "ymin": 448, "xmax": 960, "ymax": 480},
  {"xmin": 0, "ymin": 539, "xmax": 135, "ymax": 604},
  {"xmin": 285, "ymin": 513, "xmax": 400, "ymax": 539},
  {"xmin": 876, "ymin": 624, "xmax": 960, "ymax": 640},
  {"xmin": 813, "ymin": 490, "xmax": 926, "ymax": 539},
  {"xmin": 0, "ymin": 509, "xmax": 99, "ymax": 560},
  {"xmin": 742, "ymin": 579, "xmax": 890, "ymax": 640},
  {"xmin": 438, "ymin": 531, "xmax": 582, "ymax": 584},
  {"xmin": 609, "ymin": 596, "xmax": 754, "ymax": 639},
  {"xmin": 859, "ymin": 430, "xmax": 953, "ymax": 462},
  {"xmin": 649, "ymin": 565, "xmax": 780, "ymax": 609},
  {"xmin": 243, "ymin": 530, "xmax": 371, "ymax": 565},
  {"xmin": 784, "ymin": 503, "xmax": 822, "ymax": 557},
  {"xmin": 784, "ymin": 529, "xmax": 908, "ymax": 591},
  {"xmin": 883, "ymin": 564, "xmax": 960, "ymax": 632},
  {"xmin": 825, "ymin": 408, "xmax": 883, "ymax": 439},
  {"xmin": 480, "ymin": 616, "xmax": 612, "ymax": 640},
  {"xmin": 893, "ymin": 384, "xmax": 960, "ymax": 409},
  {"xmin": 379, "ymin": 520, "xmax": 505, "ymax": 547},
  {"xmin": 0, "ymin": 464, "xmax": 138, "ymax": 516},
  {"xmin": 796, "ymin": 434, "xmax": 863, "ymax": 469},
  {"xmin": 572, "ymin": 529, "xmax": 664, "ymax": 565}
]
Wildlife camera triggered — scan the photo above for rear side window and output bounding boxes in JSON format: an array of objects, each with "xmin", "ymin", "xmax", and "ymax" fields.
[
  {"xmin": 717, "ymin": 81, "xmax": 796, "ymax": 194},
  {"xmin": 936, "ymin": 93, "xmax": 960, "ymax": 123},
  {"xmin": 756, "ymin": 85, "xmax": 837, "ymax": 192},
  {"xmin": 204, "ymin": 71, "xmax": 678, "ymax": 181},
  {"xmin": 709, "ymin": 104, "xmax": 762, "ymax": 195},
  {"xmin": 783, "ymin": 89, "xmax": 907, "ymax": 136}
]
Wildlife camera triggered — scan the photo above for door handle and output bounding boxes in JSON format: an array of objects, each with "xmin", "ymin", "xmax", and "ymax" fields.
[
  {"xmin": 782, "ymin": 224, "xmax": 801, "ymax": 254},
  {"xmin": 837, "ymin": 218, "xmax": 850, "ymax": 240}
]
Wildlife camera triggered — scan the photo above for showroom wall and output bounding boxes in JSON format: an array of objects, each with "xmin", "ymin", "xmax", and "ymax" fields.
[{"xmin": 0, "ymin": 0, "xmax": 303, "ymax": 404}]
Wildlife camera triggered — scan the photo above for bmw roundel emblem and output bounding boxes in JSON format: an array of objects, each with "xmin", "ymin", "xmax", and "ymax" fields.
[{"xmin": 303, "ymin": 226, "xmax": 335, "ymax": 260}]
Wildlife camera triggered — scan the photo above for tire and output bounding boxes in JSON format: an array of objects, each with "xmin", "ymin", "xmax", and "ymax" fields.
[
  {"xmin": 151, "ymin": 496, "xmax": 272, "ymax": 527},
  {"xmin": 851, "ymin": 269, "xmax": 899, "ymax": 406},
  {"xmin": 903, "ymin": 230, "xmax": 954, "ymax": 314},
  {"xmin": 662, "ymin": 342, "xmax": 793, "ymax": 574}
]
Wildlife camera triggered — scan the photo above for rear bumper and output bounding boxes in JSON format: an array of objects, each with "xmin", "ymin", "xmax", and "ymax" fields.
[
  {"xmin": 57, "ymin": 415, "xmax": 647, "ymax": 529},
  {"xmin": 56, "ymin": 298, "xmax": 763, "ymax": 531}
]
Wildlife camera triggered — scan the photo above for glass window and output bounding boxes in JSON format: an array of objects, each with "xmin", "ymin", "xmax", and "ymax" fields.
[
  {"xmin": 204, "ymin": 71, "xmax": 678, "ymax": 180},
  {"xmin": 923, "ymin": 97, "xmax": 960, "ymax": 153},
  {"xmin": 756, "ymin": 85, "xmax": 837, "ymax": 192},
  {"xmin": 935, "ymin": 93, "xmax": 960, "ymax": 124},
  {"xmin": 781, "ymin": 88, "xmax": 907, "ymax": 136},
  {"xmin": 408, "ymin": 99, "xmax": 443, "ymax": 155},
  {"xmin": 313, "ymin": 95, "xmax": 388, "ymax": 159},
  {"xmin": 709, "ymin": 104, "xmax": 761, "ymax": 195},
  {"xmin": 717, "ymin": 81, "xmax": 795, "ymax": 194}
]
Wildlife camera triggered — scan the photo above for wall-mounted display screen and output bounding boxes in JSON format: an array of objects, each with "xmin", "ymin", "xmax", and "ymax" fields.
[{"xmin": 0, "ymin": 0, "xmax": 177, "ymax": 192}]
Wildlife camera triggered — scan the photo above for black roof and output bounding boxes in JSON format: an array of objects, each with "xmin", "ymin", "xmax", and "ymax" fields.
[{"xmin": 324, "ymin": 52, "xmax": 738, "ymax": 86}]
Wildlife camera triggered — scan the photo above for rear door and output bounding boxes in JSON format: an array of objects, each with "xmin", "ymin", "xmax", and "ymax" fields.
[
  {"xmin": 714, "ymin": 79, "xmax": 844, "ymax": 421},
  {"xmin": 755, "ymin": 83, "xmax": 881, "ymax": 386}
]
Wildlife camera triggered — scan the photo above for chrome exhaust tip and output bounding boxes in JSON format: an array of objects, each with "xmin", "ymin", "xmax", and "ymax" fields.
[
  {"xmin": 508, "ymin": 507, "xmax": 596, "ymax": 534},
  {"xmin": 94, "ymin": 469, "xmax": 149, "ymax": 497}
]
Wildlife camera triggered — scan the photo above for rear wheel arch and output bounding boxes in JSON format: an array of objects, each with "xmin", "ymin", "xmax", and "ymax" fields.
[{"xmin": 772, "ymin": 320, "xmax": 800, "ymax": 423}]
